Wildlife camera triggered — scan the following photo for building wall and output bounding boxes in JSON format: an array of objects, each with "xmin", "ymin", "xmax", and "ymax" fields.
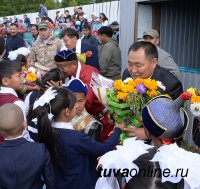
[
  {"xmin": 159, "ymin": 1, "xmax": 200, "ymax": 70},
  {"xmin": 159, "ymin": 0, "xmax": 200, "ymax": 146},
  {"xmin": 119, "ymin": 0, "xmax": 135, "ymax": 73},
  {"xmin": 0, "ymin": 1, "xmax": 120, "ymax": 25}
]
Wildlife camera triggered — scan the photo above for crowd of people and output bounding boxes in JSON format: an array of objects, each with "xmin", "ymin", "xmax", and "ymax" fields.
[{"xmin": 0, "ymin": 3, "xmax": 200, "ymax": 189}]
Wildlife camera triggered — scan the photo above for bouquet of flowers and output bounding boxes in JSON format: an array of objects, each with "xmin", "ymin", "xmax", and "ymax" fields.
[
  {"xmin": 77, "ymin": 51, "xmax": 93, "ymax": 64},
  {"xmin": 107, "ymin": 77, "xmax": 166, "ymax": 141},
  {"xmin": 22, "ymin": 66, "xmax": 41, "ymax": 83},
  {"xmin": 186, "ymin": 87, "xmax": 200, "ymax": 116}
]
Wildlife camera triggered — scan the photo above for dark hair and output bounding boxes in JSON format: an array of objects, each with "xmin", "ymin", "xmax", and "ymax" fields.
[
  {"xmin": 16, "ymin": 54, "xmax": 26, "ymax": 66},
  {"xmin": 31, "ymin": 24, "xmax": 38, "ymax": 31},
  {"xmin": 65, "ymin": 10, "xmax": 69, "ymax": 13},
  {"xmin": 0, "ymin": 37, "xmax": 5, "ymax": 55},
  {"xmin": 98, "ymin": 26, "xmax": 113, "ymax": 37},
  {"xmin": 127, "ymin": 148, "xmax": 184, "ymax": 189},
  {"xmin": 128, "ymin": 41, "xmax": 158, "ymax": 60},
  {"xmin": 36, "ymin": 68, "xmax": 65, "ymax": 95},
  {"xmin": 27, "ymin": 87, "xmax": 76, "ymax": 168},
  {"xmin": 10, "ymin": 23, "xmax": 18, "ymax": 28},
  {"xmin": 100, "ymin": 13, "xmax": 108, "ymax": 21},
  {"xmin": 78, "ymin": 7, "xmax": 82, "ymax": 10},
  {"xmin": 83, "ymin": 24, "xmax": 91, "ymax": 31},
  {"xmin": 61, "ymin": 28, "xmax": 79, "ymax": 39},
  {"xmin": 0, "ymin": 60, "xmax": 22, "ymax": 85}
]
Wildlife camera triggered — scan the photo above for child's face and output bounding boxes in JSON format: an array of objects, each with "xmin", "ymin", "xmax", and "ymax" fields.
[
  {"xmin": 74, "ymin": 92, "xmax": 86, "ymax": 116},
  {"xmin": 26, "ymin": 55, "xmax": 33, "ymax": 69},
  {"xmin": 3, "ymin": 72, "xmax": 23, "ymax": 90}
]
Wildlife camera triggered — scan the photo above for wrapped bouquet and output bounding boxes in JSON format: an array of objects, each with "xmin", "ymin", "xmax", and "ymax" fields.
[
  {"xmin": 77, "ymin": 51, "xmax": 93, "ymax": 64},
  {"xmin": 91, "ymin": 73, "xmax": 166, "ymax": 141},
  {"xmin": 107, "ymin": 78, "xmax": 166, "ymax": 141},
  {"xmin": 186, "ymin": 87, "xmax": 200, "ymax": 116},
  {"xmin": 22, "ymin": 66, "xmax": 41, "ymax": 83}
]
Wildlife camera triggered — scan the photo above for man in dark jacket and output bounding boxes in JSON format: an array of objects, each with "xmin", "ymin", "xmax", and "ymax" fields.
[
  {"xmin": 122, "ymin": 41, "xmax": 183, "ymax": 140},
  {"xmin": 98, "ymin": 26, "xmax": 121, "ymax": 80},
  {"xmin": 81, "ymin": 24, "xmax": 99, "ymax": 48},
  {"xmin": 61, "ymin": 28, "xmax": 100, "ymax": 70},
  {"xmin": 122, "ymin": 41, "xmax": 183, "ymax": 100},
  {"xmin": 3, "ymin": 23, "xmax": 26, "ymax": 59}
]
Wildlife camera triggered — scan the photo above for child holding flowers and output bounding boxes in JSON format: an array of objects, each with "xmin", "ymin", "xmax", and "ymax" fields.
[{"xmin": 8, "ymin": 47, "xmax": 39, "ymax": 98}]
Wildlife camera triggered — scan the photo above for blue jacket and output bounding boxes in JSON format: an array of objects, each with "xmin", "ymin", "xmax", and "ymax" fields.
[
  {"xmin": 38, "ymin": 6, "xmax": 48, "ymax": 19},
  {"xmin": 0, "ymin": 138, "xmax": 55, "ymax": 189},
  {"xmin": 54, "ymin": 127, "xmax": 121, "ymax": 189},
  {"xmin": 81, "ymin": 41, "xmax": 100, "ymax": 70},
  {"xmin": 4, "ymin": 34, "xmax": 26, "ymax": 59}
]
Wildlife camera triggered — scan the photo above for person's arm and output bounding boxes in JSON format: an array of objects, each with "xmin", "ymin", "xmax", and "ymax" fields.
[
  {"xmin": 99, "ymin": 44, "xmax": 112, "ymax": 75},
  {"xmin": 123, "ymin": 127, "xmax": 148, "ymax": 140},
  {"xmin": 43, "ymin": 6, "xmax": 48, "ymax": 16},
  {"xmin": 42, "ymin": 145, "xmax": 55, "ymax": 189},
  {"xmin": 77, "ymin": 124, "xmax": 124, "ymax": 157},
  {"xmin": 91, "ymin": 37, "xmax": 99, "ymax": 48},
  {"xmin": 17, "ymin": 38, "xmax": 26, "ymax": 49}
]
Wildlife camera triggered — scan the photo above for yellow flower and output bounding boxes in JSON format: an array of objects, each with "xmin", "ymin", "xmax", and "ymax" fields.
[
  {"xmin": 117, "ymin": 92, "xmax": 128, "ymax": 102},
  {"xmin": 22, "ymin": 66, "xmax": 26, "ymax": 71},
  {"xmin": 77, "ymin": 53, "xmax": 86, "ymax": 63},
  {"xmin": 114, "ymin": 80, "xmax": 123, "ymax": 91},
  {"xmin": 127, "ymin": 80, "xmax": 136, "ymax": 88},
  {"xmin": 191, "ymin": 96, "xmax": 200, "ymax": 104},
  {"xmin": 187, "ymin": 88, "xmax": 198, "ymax": 97},
  {"xmin": 27, "ymin": 72, "xmax": 37, "ymax": 82},
  {"xmin": 121, "ymin": 84, "xmax": 130, "ymax": 93},
  {"xmin": 144, "ymin": 79, "xmax": 158, "ymax": 90},
  {"xmin": 134, "ymin": 78, "xmax": 144, "ymax": 85},
  {"xmin": 147, "ymin": 89, "xmax": 159, "ymax": 97},
  {"xmin": 129, "ymin": 85, "xmax": 137, "ymax": 93}
]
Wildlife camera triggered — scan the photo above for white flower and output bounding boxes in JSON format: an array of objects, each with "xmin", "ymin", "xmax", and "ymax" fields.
[
  {"xmin": 8, "ymin": 50, "xmax": 18, "ymax": 60},
  {"xmin": 28, "ymin": 67, "xmax": 36, "ymax": 73},
  {"xmin": 157, "ymin": 81, "xmax": 166, "ymax": 91},
  {"xmin": 17, "ymin": 47, "xmax": 30, "ymax": 57},
  {"xmin": 190, "ymin": 103, "xmax": 200, "ymax": 117},
  {"xmin": 8, "ymin": 47, "xmax": 30, "ymax": 61},
  {"xmin": 123, "ymin": 77, "xmax": 133, "ymax": 84}
]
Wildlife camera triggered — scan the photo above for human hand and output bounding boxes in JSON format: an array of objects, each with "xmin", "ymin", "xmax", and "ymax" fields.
[
  {"xmin": 115, "ymin": 121, "xmax": 126, "ymax": 131},
  {"xmin": 45, "ymin": 80, "xmax": 63, "ymax": 88},
  {"xmin": 123, "ymin": 127, "xmax": 148, "ymax": 140}
]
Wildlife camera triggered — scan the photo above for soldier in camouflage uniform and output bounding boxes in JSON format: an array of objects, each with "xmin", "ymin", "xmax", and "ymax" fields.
[{"xmin": 31, "ymin": 21, "xmax": 62, "ymax": 75}]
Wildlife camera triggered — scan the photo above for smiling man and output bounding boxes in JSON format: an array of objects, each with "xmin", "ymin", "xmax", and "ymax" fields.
[
  {"xmin": 61, "ymin": 28, "xmax": 99, "ymax": 70},
  {"xmin": 122, "ymin": 41, "xmax": 183, "ymax": 140},
  {"xmin": 123, "ymin": 41, "xmax": 183, "ymax": 100},
  {"xmin": 3, "ymin": 23, "xmax": 26, "ymax": 59}
]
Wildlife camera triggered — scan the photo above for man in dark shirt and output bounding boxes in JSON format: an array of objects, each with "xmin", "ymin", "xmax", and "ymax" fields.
[
  {"xmin": 3, "ymin": 23, "xmax": 25, "ymax": 59},
  {"xmin": 81, "ymin": 24, "xmax": 99, "ymax": 48},
  {"xmin": 31, "ymin": 24, "xmax": 39, "ymax": 43},
  {"xmin": 122, "ymin": 41, "xmax": 183, "ymax": 140}
]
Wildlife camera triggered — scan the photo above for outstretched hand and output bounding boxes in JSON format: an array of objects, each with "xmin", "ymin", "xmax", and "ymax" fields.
[{"xmin": 123, "ymin": 127, "xmax": 148, "ymax": 140}]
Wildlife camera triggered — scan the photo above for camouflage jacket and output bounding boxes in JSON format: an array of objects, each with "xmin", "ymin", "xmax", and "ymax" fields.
[{"xmin": 31, "ymin": 34, "xmax": 62, "ymax": 70}]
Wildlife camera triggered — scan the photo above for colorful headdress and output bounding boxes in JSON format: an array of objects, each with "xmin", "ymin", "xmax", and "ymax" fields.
[
  {"xmin": 64, "ymin": 78, "xmax": 88, "ymax": 96},
  {"xmin": 54, "ymin": 50, "xmax": 77, "ymax": 62},
  {"xmin": 142, "ymin": 93, "xmax": 190, "ymax": 140}
]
